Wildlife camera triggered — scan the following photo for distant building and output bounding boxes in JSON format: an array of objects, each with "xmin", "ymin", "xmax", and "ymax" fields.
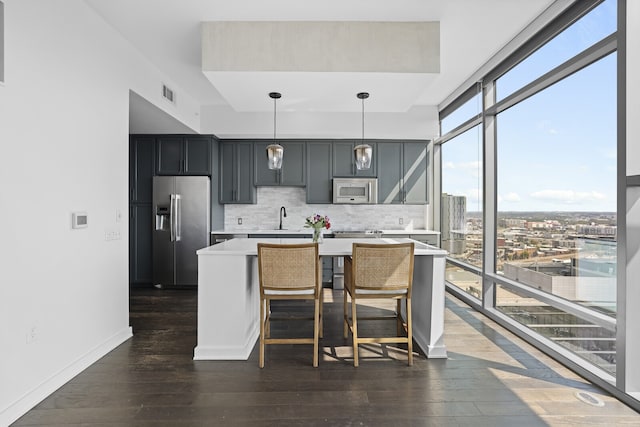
[
  {"xmin": 441, "ymin": 194, "xmax": 466, "ymax": 255},
  {"xmin": 504, "ymin": 218, "xmax": 527, "ymax": 228},
  {"xmin": 576, "ymin": 224, "xmax": 617, "ymax": 238},
  {"xmin": 503, "ymin": 239, "xmax": 616, "ymax": 306}
]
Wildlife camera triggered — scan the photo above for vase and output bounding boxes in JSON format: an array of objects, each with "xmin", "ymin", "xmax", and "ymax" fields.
[{"xmin": 312, "ymin": 228, "xmax": 323, "ymax": 243}]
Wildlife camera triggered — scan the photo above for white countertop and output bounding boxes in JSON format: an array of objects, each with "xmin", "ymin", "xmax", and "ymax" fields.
[
  {"xmin": 377, "ymin": 229, "xmax": 440, "ymax": 235},
  {"xmin": 211, "ymin": 229, "xmax": 440, "ymax": 235},
  {"xmin": 197, "ymin": 237, "xmax": 447, "ymax": 256},
  {"xmin": 211, "ymin": 229, "xmax": 312, "ymax": 234}
]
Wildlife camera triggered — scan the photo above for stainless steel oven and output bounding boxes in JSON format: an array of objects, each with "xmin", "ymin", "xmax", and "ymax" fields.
[{"xmin": 332, "ymin": 178, "xmax": 378, "ymax": 204}]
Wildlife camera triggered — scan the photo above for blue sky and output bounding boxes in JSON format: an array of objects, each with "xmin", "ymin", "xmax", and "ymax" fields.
[{"xmin": 442, "ymin": 0, "xmax": 617, "ymax": 213}]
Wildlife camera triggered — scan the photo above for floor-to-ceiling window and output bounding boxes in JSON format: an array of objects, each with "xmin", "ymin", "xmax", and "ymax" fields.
[
  {"xmin": 496, "ymin": 50, "xmax": 617, "ymax": 374},
  {"xmin": 441, "ymin": 115, "xmax": 483, "ymax": 300},
  {"xmin": 438, "ymin": 0, "xmax": 619, "ymax": 381}
]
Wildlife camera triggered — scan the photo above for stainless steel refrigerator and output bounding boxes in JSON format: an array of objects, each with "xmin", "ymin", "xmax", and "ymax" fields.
[{"xmin": 152, "ymin": 176, "xmax": 210, "ymax": 287}]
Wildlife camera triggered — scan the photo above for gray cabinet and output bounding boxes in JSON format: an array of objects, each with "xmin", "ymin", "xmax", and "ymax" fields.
[
  {"xmin": 377, "ymin": 143, "xmax": 403, "ymax": 204},
  {"xmin": 129, "ymin": 136, "xmax": 155, "ymax": 203},
  {"xmin": 184, "ymin": 136, "xmax": 212, "ymax": 175},
  {"xmin": 219, "ymin": 141, "xmax": 256, "ymax": 204},
  {"xmin": 129, "ymin": 204, "xmax": 152, "ymax": 285},
  {"xmin": 322, "ymin": 257, "xmax": 333, "ymax": 285},
  {"xmin": 306, "ymin": 142, "xmax": 333, "ymax": 203},
  {"xmin": 377, "ymin": 142, "xmax": 428, "ymax": 204},
  {"xmin": 403, "ymin": 142, "xmax": 428, "ymax": 204},
  {"xmin": 333, "ymin": 141, "xmax": 377, "ymax": 177},
  {"xmin": 254, "ymin": 141, "xmax": 305, "ymax": 186},
  {"xmin": 156, "ymin": 136, "xmax": 211, "ymax": 175},
  {"xmin": 129, "ymin": 135, "xmax": 154, "ymax": 286}
]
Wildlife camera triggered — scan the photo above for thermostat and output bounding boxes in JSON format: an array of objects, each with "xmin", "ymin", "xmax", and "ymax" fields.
[{"xmin": 72, "ymin": 212, "xmax": 88, "ymax": 229}]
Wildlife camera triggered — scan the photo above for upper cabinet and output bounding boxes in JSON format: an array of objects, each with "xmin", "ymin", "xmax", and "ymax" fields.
[
  {"xmin": 377, "ymin": 143, "xmax": 403, "ymax": 204},
  {"xmin": 219, "ymin": 141, "xmax": 256, "ymax": 204},
  {"xmin": 306, "ymin": 142, "xmax": 333, "ymax": 204},
  {"xmin": 402, "ymin": 142, "xmax": 428, "ymax": 204},
  {"xmin": 377, "ymin": 142, "xmax": 428, "ymax": 204},
  {"xmin": 156, "ymin": 136, "xmax": 212, "ymax": 176},
  {"xmin": 129, "ymin": 135, "xmax": 156, "ymax": 203},
  {"xmin": 332, "ymin": 141, "xmax": 377, "ymax": 178},
  {"xmin": 254, "ymin": 141, "xmax": 305, "ymax": 186}
]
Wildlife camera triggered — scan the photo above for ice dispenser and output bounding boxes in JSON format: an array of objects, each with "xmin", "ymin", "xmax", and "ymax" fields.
[{"xmin": 155, "ymin": 206, "xmax": 170, "ymax": 231}]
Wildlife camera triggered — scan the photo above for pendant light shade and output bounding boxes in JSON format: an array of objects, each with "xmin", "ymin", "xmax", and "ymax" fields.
[
  {"xmin": 266, "ymin": 143, "xmax": 283, "ymax": 170},
  {"xmin": 355, "ymin": 92, "xmax": 372, "ymax": 170},
  {"xmin": 266, "ymin": 92, "xmax": 283, "ymax": 170},
  {"xmin": 354, "ymin": 143, "xmax": 372, "ymax": 170}
]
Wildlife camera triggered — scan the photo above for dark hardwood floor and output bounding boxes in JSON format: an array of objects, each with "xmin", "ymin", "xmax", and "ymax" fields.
[{"xmin": 13, "ymin": 288, "xmax": 640, "ymax": 426}]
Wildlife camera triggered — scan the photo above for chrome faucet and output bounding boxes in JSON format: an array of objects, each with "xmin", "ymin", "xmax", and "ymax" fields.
[{"xmin": 279, "ymin": 206, "xmax": 287, "ymax": 230}]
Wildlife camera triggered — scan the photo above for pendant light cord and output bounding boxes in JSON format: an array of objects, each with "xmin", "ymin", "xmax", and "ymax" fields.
[
  {"xmin": 273, "ymin": 96, "xmax": 277, "ymax": 141},
  {"xmin": 361, "ymin": 96, "xmax": 365, "ymax": 141}
]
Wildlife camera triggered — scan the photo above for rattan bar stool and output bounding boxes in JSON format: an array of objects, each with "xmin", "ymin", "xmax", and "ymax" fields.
[
  {"xmin": 343, "ymin": 242, "xmax": 415, "ymax": 367},
  {"xmin": 257, "ymin": 242, "xmax": 323, "ymax": 368}
]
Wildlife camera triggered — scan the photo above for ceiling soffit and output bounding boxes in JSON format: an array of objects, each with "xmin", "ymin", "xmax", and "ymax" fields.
[{"xmin": 201, "ymin": 21, "xmax": 439, "ymax": 112}]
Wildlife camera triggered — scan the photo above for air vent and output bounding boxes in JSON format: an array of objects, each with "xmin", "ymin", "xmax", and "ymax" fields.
[{"xmin": 162, "ymin": 83, "xmax": 176, "ymax": 104}]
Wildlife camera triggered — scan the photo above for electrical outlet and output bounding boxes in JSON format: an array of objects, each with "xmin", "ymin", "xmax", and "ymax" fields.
[
  {"xmin": 104, "ymin": 229, "xmax": 122, "ymax": 241},
  {"xmin": 237, "ymin": 218, "xmax": 243, "ymax": 225},
  {"xmin": 399, "ymin": 217, "xmax": 404, "ymax": 225}
]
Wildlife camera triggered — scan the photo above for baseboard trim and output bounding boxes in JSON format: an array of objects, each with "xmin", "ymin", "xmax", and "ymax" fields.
[
  {"xmin": 0, "ymin": 326, "xmax": 133, "ymax": 426},
  {"xmin": 193, "ymin": 328, "xmax": 259, "ymax": 361}
]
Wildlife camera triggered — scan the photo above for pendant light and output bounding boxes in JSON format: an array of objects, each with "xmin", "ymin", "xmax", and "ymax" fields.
[
  {"xmin": 266, "ymin": 92, "xmax": 283, "ymax": 170},
  {"xmin": 354, "ymin": 92, "xmax": 372, "ymax": 170}
]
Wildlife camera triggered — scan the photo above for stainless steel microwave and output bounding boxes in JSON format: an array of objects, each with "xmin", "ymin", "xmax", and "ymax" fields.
[{"xmin": 332, "ymin": 178, "xmax": 378, "ymax": 204}]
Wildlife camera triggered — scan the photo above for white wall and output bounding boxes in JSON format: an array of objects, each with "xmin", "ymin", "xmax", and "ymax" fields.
[
  {"xmin": 622, "ymin": 0, "xmax": 640, "ymax": 397},
  {"xmin": 201, "ymin": 105, "xmax": 440, "ymax": 140},
  {"xmin": 0, "ymin": 1, "xmax": 201, "ymax": 424},
  {"xmin": 626, "ymin": 1, "xmax": 640, "ymax": 177}
]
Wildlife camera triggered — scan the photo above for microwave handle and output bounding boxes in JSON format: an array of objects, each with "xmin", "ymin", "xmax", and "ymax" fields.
[{"xmin": 368, "ymin": 182, "xmax": 371, "ymax": 200}]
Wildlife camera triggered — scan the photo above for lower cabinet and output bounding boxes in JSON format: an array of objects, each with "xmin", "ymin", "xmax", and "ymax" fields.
[
  {"xmin": 129, "ymin": 204, "xmax": 152, "ymax": 285},
  {"xmin": 322, "ymin": 257, "xmax": 333, "ymax": 285}
]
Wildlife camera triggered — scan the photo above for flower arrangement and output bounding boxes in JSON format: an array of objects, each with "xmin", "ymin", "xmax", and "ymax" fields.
[{"xmin": 304, "ymin": 214, "xmax": 331, "ymax": 243}]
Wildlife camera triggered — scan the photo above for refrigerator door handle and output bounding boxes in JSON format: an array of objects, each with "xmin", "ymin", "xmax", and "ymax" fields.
[
  {"xmin": 175, "ymin": 194, "xmax": 182, "ymax": 241},
  {"xmin": 170, "ymin": 194, "xmax": 176, "ymax": 242}
]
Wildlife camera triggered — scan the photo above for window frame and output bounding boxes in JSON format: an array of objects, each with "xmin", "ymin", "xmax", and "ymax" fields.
[{"xmin": 436, "ymin": 0, "xmax": 630, "ymax": 406}]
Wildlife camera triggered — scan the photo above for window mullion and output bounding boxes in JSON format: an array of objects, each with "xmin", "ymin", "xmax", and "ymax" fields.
[{"xmin": 482, "ymin": 80, "xmax": 497, "ymax": 310}]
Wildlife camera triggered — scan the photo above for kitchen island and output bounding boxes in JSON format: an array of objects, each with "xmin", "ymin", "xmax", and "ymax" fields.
[{"xmin": 194, "ymin": 238, "xmax": 448, "ymax": 361}]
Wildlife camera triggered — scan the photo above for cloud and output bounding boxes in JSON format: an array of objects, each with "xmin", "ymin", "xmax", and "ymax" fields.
[
  {"xmin": 466, "ymin": 188, "xmax": 482, "ymax": 202},
  {"xmin": 536, "ymin": 120, "xmax": 559, "ymax": 136},
  {"xmin": 501, "ymin": 192, "xmax": 521, "ymax": 202},
  {"xmin": 530, "ymin": 190, "xmax": 607, "ymax": 204},
  {"xmin": 443, "ymin": 161, "xmax": 481, "ymax": 170},
  {"xmin": 443, "ymin": 161, "xmax": 455, "ymax": 169}
]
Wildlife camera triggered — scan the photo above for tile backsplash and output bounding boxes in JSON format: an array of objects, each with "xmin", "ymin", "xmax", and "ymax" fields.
[{"xmin": 223, "ymin": 187, "xmax": 428, "ymax": 231}]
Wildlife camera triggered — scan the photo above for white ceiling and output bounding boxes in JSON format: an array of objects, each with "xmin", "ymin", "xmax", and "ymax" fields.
[{"xmin": 86, "ymin": 0, "xmax": 559, "ymax": 136}]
